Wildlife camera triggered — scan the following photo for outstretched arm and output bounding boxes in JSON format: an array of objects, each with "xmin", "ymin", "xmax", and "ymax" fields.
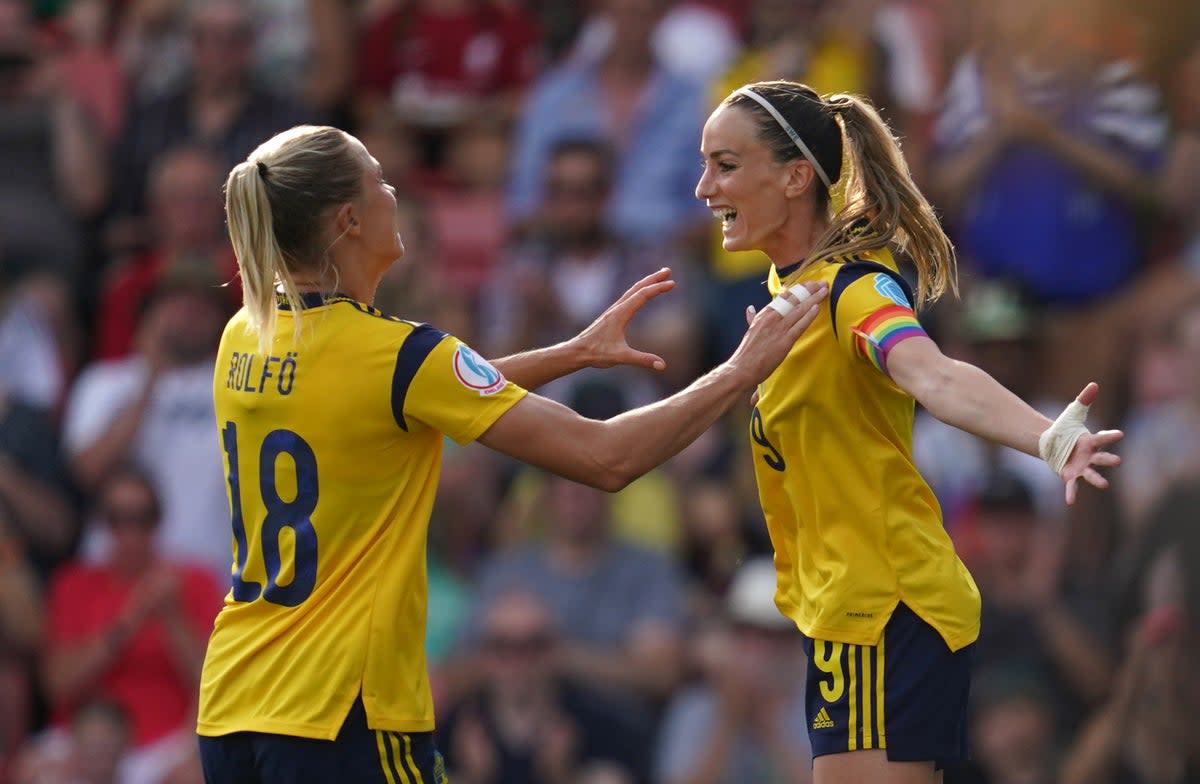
[
  {"xmin": 490, "ymin": 269, "xmax": 675, "ymax": 390},
  {"xmin": 887, "ymin": 337, "xmax": 1122, "ymax": 504},
  {"xmin": 480, "ymin": 284, "xmax": 827, "ymax": 491}
]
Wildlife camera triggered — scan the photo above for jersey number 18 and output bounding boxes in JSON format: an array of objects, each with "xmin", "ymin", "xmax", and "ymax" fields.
[{"xmin": 221, "ymin": 421, "xmax": 320, "ymax": 606}]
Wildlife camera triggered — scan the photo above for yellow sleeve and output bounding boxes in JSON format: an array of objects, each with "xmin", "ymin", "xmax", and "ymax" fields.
[
  {"xmin": 393, "ymin": 325, "xmax": 528, "ymax": 444},
  {"xmin": 830, "ymin": 264, "xmax": 927, "ymax": 376}
]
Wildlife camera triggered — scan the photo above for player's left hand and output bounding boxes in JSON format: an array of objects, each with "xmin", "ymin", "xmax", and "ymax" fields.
[
  {"xmin": 1059, "ymin": 382, "xmax": 1123, "ymax": 505},
  {"xmin": 574, "ymin": 268, "xmax": 676, "ymax": 370}
]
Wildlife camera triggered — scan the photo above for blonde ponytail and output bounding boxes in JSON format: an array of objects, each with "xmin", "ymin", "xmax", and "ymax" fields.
[
  {"xmin": 225, "ymin": 161, "xmax": 302, "ymax": 354},
  {"xmin": 817, "ymin": 93, "xmax": 957, "ymax": 307}
]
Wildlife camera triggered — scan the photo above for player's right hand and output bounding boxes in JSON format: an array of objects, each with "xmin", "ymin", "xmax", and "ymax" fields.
[{"xmin": 730, "ymin": 281, "xmax": 827, "ymax": 385}]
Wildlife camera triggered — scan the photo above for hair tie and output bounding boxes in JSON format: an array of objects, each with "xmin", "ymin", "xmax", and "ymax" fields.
[
  {"xmin": 256, "ymin": 161, "xmax": 269, "ymax": 179},
  {"xmin": 734, "ymin": 87, "xmax": 833, "ymax": 189}
]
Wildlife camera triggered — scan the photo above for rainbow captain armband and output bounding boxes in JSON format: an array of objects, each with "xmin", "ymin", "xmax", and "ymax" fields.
[{"xmin": 851, "ymin": 305, "xmax": 927, "ymax": 375}]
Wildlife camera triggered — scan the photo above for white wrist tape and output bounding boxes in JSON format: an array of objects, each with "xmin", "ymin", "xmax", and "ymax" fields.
[
  {"xmin": 766, "ymin": 284, "xmax": 812, "ymax": 317},
  {"xmin": 1038, "ymin": 400, "xmax": 1090, "ymax": 475}
]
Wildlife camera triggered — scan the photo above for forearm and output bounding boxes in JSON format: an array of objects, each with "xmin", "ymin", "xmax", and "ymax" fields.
[
  {"xmin": 1060, "ymin": 706, "xmax": 1122, "ymax": 784},
  {"xmin": 72, "ymin": 382, "xmax": 155, "ymax": 491},
  {"xmin": 1034, "ymin": 604, "xmax": 1114, "ymax": 705},
  {"xmin": 491, "ymin": 341, "xmax": 589, "ymax": 392},
  {"xmin": 45, "ymin": 626, "xmax": 130, "ymax": 703},
  {"xmin": 0, "ymin": 462, "xmax": 76, "ymax": 557},
  {"xmin": 559, "ymin": 643, "xmax": 680, "ymax": 697},
  {"xmin": 0, "ymin": 570, "xmax": 44, "ymax": 652},
  {"xmin": 160, "ymin": 610, "xmax": 205, "ymax": 686},
  {"xmin": 1037, "ymin": 124, "xmax": 1158, "ymax": 208},
  {"xmin": 913, "ymin": 359, "xmax": 1050, "ymax": 458},
  {"xmin": 52, "ymin": 96, "xmax": 108, "ymax": 216}
]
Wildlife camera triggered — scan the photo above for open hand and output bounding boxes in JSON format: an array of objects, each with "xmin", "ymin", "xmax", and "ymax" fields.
[
  {"xmin": 731, "ymin": 281, "xmax": 828, "ymax": 385},
  {"xmin": 1061, "ymin": 382, "xmax": 1123, "ymax": 505},
  {"xmin": 573, "ymin": 268, "xmax": 677, "ymax": 370}
]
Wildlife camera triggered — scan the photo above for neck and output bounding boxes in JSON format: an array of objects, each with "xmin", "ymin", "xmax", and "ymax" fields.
[
  {"xmin": 293, "ymin": 258, "xmax": 384, "ymax": 304},
  {"xmin": 763, "ymin": 209, "xmax": 830, "ymax": 270}
]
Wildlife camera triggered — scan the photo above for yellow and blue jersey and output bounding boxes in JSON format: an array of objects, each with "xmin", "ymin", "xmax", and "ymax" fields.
[
  {"xmin": 197, "ymin": 292, "xmax": 527, "ymax": 740},
  {"xmin": 752, "ymin": 247, "xmax": 980, "ymax": 652}
]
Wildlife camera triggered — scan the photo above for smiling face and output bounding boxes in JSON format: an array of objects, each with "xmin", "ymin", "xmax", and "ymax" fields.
[{"xmin": 696, "ymin": 105, "xmax": 805, "ymax": 257}]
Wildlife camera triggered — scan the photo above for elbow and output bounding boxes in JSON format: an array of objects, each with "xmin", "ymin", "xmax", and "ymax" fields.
[{"xmin": 592, "ymin": 466, "xmax": 633, "ymax": 494}]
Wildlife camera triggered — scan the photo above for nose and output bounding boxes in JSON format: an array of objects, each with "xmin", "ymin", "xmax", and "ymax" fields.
[{"xmin": 695, "ymin": 162, "xmax": 715, "ymax": 202}]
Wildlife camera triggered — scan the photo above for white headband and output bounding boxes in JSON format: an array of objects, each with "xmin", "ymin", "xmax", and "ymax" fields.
[{"xmin": 734, "ymin": 87, "xmax": 833, "ymax": 190}]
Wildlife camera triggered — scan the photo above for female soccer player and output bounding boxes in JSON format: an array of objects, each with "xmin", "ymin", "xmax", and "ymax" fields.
[
  {"xmin": 695, "ymin": 81, "xmax": 1123, "ymax": 784},
  {"xmin": 196, "ymin": 125, "xmax": 824, "ymax": 783}
]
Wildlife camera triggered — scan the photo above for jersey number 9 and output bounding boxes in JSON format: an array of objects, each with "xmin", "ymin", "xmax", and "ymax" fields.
[{"xmin": 221, "ymin": 422, "xmax": 320, "ymax": 606}]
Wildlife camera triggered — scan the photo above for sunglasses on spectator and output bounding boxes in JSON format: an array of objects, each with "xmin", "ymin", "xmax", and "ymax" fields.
[{"xmin": 482, "ymin": 631, "xmax": 554, "ymax": 656}]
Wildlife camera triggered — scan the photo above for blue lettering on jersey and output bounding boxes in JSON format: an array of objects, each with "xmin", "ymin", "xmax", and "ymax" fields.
[
  {"xmin": 452, "ymin": 344, "xmax": 505, "ymax": 396},
  {"xmin": 226, "ymin": 352, "xmax": 300, "ymax": 395},
  {"xmin": 873, "ymin": 273, "xmax": 911, "ymax": 307},
  {"xmin": 750, "ymin": 407, "xmax": 786, "ymax": 472}
]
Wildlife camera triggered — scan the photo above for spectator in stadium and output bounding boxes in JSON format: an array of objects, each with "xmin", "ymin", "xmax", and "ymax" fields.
[
  {"xmin": 484, "ymin": 138, "xmax": 700, "ymax": 403},
  {"xmin": 64, "ymin": 271, "xmax": 233, "ymax": 582},
  {"xmin": 1059, "ymin": 604, "xmax": 1200, "ymax": 784},
  {"xmin": 1118, "ymin": 295, "xmax": 1200, "ymax": 532},
  {"xmin": 952, "ymin": 669, "xmax": 1059, "ymax": 784},
  {"xmin": 655, "ymin": 557, "xmax": 813, "ymax": 784},
  {"xmin": 0, "ymin": 0, "xmax": 107, "ymax": 288},
  {"xmin": 968, "ymin": 471, "xmax": 1114, "ymax": 731},
  {"xmin": 439, "ymin": 589, "xmax": 645, "ymax": 784},
  {"xmin": 110, "ymin": 0, "xmax": 308, "ymax": 249},
  {"xmin": 43, "ymin": 469, "xmax": 221, "ymax": 784},
  {"xmin": 507, "ymin": 0, "xmax": 710, "ymax": 246},
  {"xmin": 930, "ymin": 0, "xmax": 1168, "ymax": 412},
  {"xmin": 354, "ymin": 0, "xmax": 538, "ymax": 168},
  {"xmin": 0, "ymin": 381, "xmax": 77, "ymax": 574},
  {"xmin": 694, "ymin": 79, "xmax": 1121, "ymax": 782},
  {"xmin": 426, "ymin": 118, "xmax": 513, "ymax": 299},
  {"xmin": 465, "ymin": 472, "xmax": 686, "ymax": 726},
  {"xmin": 13, "ymin": 699, "xmax": 131, "ymax": 784},
  {"xmin": 95, "ymin": 144, "xmax": 237, "ymax": 360}
]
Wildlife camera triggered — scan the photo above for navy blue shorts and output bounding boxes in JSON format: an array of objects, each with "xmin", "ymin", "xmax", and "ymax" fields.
[
  {"xmin": 198, "ymin": 697, "xmax": 447, "ymax": 784},
  {"xmin": 801, "ymin": 603, "xmax": 974, "ymax": 768}
]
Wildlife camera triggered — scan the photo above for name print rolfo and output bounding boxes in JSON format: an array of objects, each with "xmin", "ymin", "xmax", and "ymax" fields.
[{"xmin": 225, "ymin": 352, "xmax": 300, "ymax": 396}]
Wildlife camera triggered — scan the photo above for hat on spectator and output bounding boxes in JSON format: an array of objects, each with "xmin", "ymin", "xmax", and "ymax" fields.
[{"xmin": 727, "ymin": 557, "xmax": 793, "ymax": 630}]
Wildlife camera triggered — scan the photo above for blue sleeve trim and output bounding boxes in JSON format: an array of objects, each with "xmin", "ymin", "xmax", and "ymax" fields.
[
  {"xmin": 829, "ymin": 261, "xmax": 916, "ymax": 339},
  {"xmin": 391, "ymin": 325, "xmax": 448, "ymax": 431}
]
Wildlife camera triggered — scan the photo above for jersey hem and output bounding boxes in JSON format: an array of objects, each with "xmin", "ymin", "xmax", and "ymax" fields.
[{"xmin": 795, "ymin": 612, "xmax": 980, "ymax": 652}]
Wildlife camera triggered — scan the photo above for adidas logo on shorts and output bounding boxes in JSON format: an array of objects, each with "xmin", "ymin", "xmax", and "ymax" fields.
[{"xmin": 811, "ymin": 707, "xmax": 835, "ymax": 730}]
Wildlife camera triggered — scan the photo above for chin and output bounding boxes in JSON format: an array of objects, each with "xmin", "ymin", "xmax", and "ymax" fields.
[{"xmin": 722, "ymin": 235, "xmax": 750, "ymax": 252}]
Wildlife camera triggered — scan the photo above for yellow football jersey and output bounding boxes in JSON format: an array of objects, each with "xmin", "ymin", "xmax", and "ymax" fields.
[
  {"xmin": 197, "ymin": 293, "xmax": 527, "ymax": 739},
  {"xmin": 753, "ymin": 248, "xmax": 980, "ymax": 652}
]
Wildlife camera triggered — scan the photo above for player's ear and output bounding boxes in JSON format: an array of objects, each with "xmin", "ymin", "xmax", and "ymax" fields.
[
  {"xmin": 335, "ymin": 202, "xmax": 360, "ymax": 237},
  {"xmin": 783, "ymin": 161, "xmax": 815, "ymax": 199}
]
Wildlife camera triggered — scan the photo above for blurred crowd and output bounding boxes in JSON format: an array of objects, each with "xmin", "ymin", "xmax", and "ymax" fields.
[{"xmin": 0, "ymin": 0, "xmax": 1198, "ymax": 782}]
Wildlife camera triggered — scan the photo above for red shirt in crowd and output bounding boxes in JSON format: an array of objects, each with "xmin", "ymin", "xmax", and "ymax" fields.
[
  {"xmin": 357, "ymin": 2, "xmax": 538, "ymax": 101},
  {"xmin": 46, "ymin": 562, "xmax": 222, "ymax": 747},
  {"xmin": 93, "ymin": 248, "xmax": 239, "ymax": 360}
]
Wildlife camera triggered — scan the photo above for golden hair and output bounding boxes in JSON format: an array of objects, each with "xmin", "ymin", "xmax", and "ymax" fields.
[{"xmin": 223, "ymin": 125, "xmax": 362, "ymax": 354}]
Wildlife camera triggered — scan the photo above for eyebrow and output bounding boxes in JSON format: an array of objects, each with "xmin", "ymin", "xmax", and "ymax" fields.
[{"xmin": 703, "ymin": 149, "xmax": 739, "ymax": 158}]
